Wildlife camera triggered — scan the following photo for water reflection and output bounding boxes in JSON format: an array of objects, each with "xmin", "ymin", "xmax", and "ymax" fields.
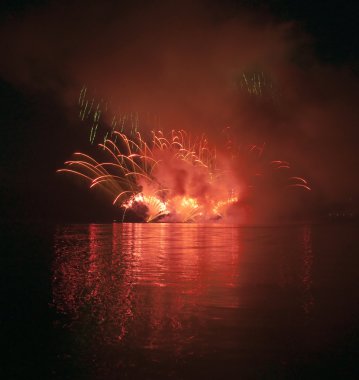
[
  {"xmin": 53, "ymin": 223, "xmax": 315, "ymax": 372},
  {"xmin": 53, "ymin": 224, "xmax": 243, "ymax": 346}
]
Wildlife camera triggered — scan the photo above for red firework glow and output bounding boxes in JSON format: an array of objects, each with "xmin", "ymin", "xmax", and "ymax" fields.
[{"xmin": 58, "ymin": 126, "xmax": 310, "ymax": 222}]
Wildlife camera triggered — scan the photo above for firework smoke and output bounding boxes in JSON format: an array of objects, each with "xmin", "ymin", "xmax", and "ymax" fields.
[{"xmin": 2, "ymin": 0, "xmax": 357, "ymax": 221}]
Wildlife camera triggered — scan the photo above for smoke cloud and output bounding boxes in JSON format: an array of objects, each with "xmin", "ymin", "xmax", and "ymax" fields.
[{"xmin": 1, "ymin": 0, "xmax": 358, "ymax": 216}]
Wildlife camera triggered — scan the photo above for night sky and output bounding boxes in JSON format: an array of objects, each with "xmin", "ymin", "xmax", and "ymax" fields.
[{"xmin": 1, "ymin": 0, "xmax": 359, "ymax": 223}]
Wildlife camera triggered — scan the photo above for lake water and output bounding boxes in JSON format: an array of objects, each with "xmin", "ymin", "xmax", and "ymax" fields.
[{"xmin": 3, "ymin": 222, "xmax": 359, "ymax": 379}]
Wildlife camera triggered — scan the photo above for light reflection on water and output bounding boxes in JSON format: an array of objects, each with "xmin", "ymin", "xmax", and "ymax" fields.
[{"xmin": 53, "ymin": 223, "xmax": 317, "ymax": 376}]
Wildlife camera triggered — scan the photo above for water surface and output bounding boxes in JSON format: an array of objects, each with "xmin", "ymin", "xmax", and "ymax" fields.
[
  {"xmin": 50, "ymin": 223, "xmax": 359, "ymax": 379},
  {"xmin": 3, "ymin": 222, "xmax": 359, "ymax": 379}
]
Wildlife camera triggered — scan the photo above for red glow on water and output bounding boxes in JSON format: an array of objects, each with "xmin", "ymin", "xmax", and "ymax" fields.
[{"xmin": 53, "ymin": 223, "xmax": 315, "ymax": 352}]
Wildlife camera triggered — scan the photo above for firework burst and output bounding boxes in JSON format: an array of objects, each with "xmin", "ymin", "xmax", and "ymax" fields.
[
  {"xmin": 59, "ymin": 90, "xmax": 311, "ymax": 223},
  {"xmin": 58, "ymin": 129, "xmax": 241, "ymax": 222}
]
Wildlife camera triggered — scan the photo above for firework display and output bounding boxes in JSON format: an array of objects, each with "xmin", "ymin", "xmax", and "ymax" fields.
[
  {"xmin": 58, "ymin": 128, "xmax": 241, "ymax": 222},
  {"xmin": 58, "ymin": 90, "xmax": 310, "ymax": 222}
]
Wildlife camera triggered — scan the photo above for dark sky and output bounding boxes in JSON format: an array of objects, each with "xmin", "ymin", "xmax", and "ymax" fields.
[{"xmin": 1, "ymin": 0, "xmax": 358, "ymax": 222}]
